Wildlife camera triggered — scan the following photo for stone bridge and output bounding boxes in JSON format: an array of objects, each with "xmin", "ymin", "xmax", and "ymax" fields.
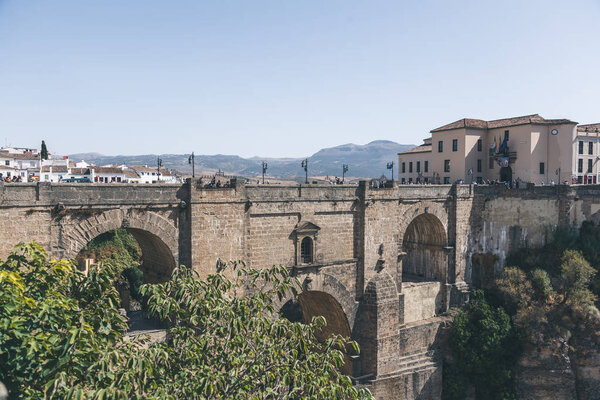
[{"xmin": 2, "ymin": 180, "xmax": 600, "ymax": 399}]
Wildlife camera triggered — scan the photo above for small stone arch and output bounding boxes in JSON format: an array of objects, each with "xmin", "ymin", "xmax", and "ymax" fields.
[
  {"xmin": 57, "ymin": 208, "xmax": 179, "ymax": 283},
  {"xmin": 275, "ymin": 272, "xmax": 358, "ymax": 330},
  {"xmin": 277, "ymin": 272, "xmax": 357, "ymax": 376}
]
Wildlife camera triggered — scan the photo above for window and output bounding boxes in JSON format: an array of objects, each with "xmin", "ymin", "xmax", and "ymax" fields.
[
  {"xmin": 539, "ymin": 162, "xmax": 545, "ymax": 174},
  {"xmin": 401, "ymin": 178, "xmax": 406, "ymax": 184},
  {"xmin": 477, "ymin": 159, "xmax": 482, "ymax": 173},
  {"xmin": 579, "ymin": 141, "xmax": 584, "ymax": 155},
  {"xmin": 443, "ymin": 177, "xmax": 450, "ymax": 184},
  {"xmin": 489, "ymin": 158, "xmax": 494, "ymax": 169},
  {"xmin": 504, "ymin": 130, "xmax": 509, "ymax": 140},
  {"xmin": 588, "ymin": 159, "xmax": 593, "ymax": 173},
  {"xmin": 590, "ymin": 142, "xmax": 594, "ymax": 155},
  {"xmin": 416, "ymin": 161, "xmax": 421, "ymax": 173},
  {"xmin": 402, "ymin": 162, "xmax": 405, "ymax": 173},
  {"xmin": 438, "ymin": 141, "xmax": 443, "ymax": 152},
  {"xmin": 4, "ymin": 160, "xmax": 9, "ymax": 166},
  {"xmin": 452, "ymin": 139, "xmax": 458, "ymax": 152},
  {"xmin": 444, "ymin": 160, "xmax": 450, "ymax": 173},
  {"xmin": 477, "ymin": 139, "xmax": 482, "ymax": 152},
  {"xmin": 300, "ymin": 237, "xmax": 313, "ymax": 264},
  {"xmin": 409, "ymin": 162, "xmax": 413, "ymax": 173},
  {"xmin": 578, "ymin": 159, "xmax": 583, "ymax": 173},
  {"xmin": 424, "ymin": 161, "xmax": 429, "ymax": 173},
  {"xmin": 408, "ymin": 178, "xmax": 413, "ymax": 183}
]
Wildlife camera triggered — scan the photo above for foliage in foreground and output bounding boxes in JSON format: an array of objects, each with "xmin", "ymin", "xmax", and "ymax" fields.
[
  {"xmin": 442, "ymin": 290, "xmax": 519, "ymax": 400},
  {"xmin": 0, "ymin": 242, "xmax": 372, "ymax": 400}
]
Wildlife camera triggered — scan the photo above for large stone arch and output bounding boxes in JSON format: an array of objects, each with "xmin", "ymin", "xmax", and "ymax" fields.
[
  {"xmin": 397, "ymin": 201, "xmax": 449, "ymax": 248},
  {"xmin": 402, "ymin": 213, "xmax": 448, "ymax": 281},
  {"xmin": 57, "ymin": 208, "xmax": 179, "ymax": 283}
]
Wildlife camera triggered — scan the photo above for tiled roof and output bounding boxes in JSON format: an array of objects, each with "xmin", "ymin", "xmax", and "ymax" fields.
[
  {"xmin": 431, "ymin": 114, "xmax": 577, "ymax": 132},
  {"xmin": 94, "ymin": 167, "xmax": 123, "ymax": 174},
  {"xmin": 131, "ymin": 165, "xmax": 156, "ymax": 173},
  {"xmin": 398, "ymin": 144, "xmax": 432, "ymax": 155},
  {"xmin": 123, "ymin": 169, "xmax": 140, "ymax": 178},
  {"xmin": 578, "ymin": 123, "xmax": 600, "ymax": 132},
  {"xmin": 70, "ymin": 168, "xmax": 90, "ymax": 175},
  {"xmin": 0, "ymin": 151, "xmax": 40, "ymax": 160},
  {"xmin": 41, "ymin": 165, "xmax": 68, "ymax": 173}
]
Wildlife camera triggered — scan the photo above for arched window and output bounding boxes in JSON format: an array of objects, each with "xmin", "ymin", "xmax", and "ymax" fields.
[{"xmin": 300, "ymin": 237, "xmax": 313, "ymax": 264}]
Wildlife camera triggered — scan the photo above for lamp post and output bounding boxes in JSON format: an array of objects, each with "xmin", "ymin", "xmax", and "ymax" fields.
[
  {"xmin": 386, "ymin": 162, "xmax": 394, "ymax": 182},
  {"xmin": 262, "ymin": 161, "xmax": 268, "ymax": 184},
  {"xmin": 157, "ymin": 157, "xmax": 163, "ymax": 183},
  {"xmin": 301, "ymin": 159, "xmax": 308, "ymax": 184},
  {"xmin": 188, "ymin": 152, "xmax": 195, "ymax": 178},
  {"xmin": 342, "ymin": 164, "xmax": 348, "ymax": 183}
]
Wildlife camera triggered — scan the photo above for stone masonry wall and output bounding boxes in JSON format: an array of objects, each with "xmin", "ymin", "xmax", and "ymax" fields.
[{"xmin": 4, "ymin": 180, "xmax": 600, "ymax": 400}]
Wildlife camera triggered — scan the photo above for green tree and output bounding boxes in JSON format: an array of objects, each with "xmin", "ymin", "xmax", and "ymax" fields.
[
  {"xmin": 0, "ymin": 243, "xmax": 372, "ymax": 400},
  {"xmin": 0, "ymin": 243, "xmax": 127, "ymax": 399},
  {"xmin": 444, "ymin": 290, "xmax": 519, "ymax": 400},
  {"xmin": 559, "ymin": 250, "xmax": 596, "ymax": 307},
  {"xmin": 40, "ymin": 141, "xmax": 48, "ymax": 160}
]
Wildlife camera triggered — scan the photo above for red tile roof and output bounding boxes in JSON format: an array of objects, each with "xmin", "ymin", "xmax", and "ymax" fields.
[
  {"xmin": 398, "ymin": 144, "xmax": 432, "ymax": 155},
  {"xmin": 578, "ymin": 123, "xmax": 600, "ymax": 132},
  {"xmin": 69, "ymin": 168, "xmax": 91, "ymax": 175},
  {"xmin": 431, "ymin": 114, "xmax": 577, "ymax": 132},
  {"xmin": 94, "ymin": 167, "xmax": 124, "ymax": 174},
  {"xmin": 123, "ymin": 169, "xmax": 140, "ymax": 178},
  {"xmin": 41, "ymin": 165, "xmax": 68, "ymax": 173},
  {"xmin": 0, "ymin": 151, "xmax": 41, "ymax": 160}
]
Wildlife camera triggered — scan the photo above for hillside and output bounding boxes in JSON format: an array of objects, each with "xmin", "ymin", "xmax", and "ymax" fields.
[{"xmin": 69, "ymin": 140, "xmax": 414, "ymax": 179}]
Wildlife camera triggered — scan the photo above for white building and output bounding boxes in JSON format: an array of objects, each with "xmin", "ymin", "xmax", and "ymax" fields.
[
  {"xmin": 40, "ymin": 165, "xmax": 69, "ymax": 182},
  {"xmin": 131, "ymin": 165, "xmax": 160, "ymax": 183},
  {"xmin": 0, "ymin": 148, "xmax": 42, "ymax": 182},
  {"xmin": 94, "ymin": 166, "xmax": 127, "ymax": 183}
]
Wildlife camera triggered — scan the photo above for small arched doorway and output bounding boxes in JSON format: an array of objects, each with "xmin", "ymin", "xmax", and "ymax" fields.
[
  {"xmin": 402, "ymin": 213, "xmax": 447, "ymax": 282},
  {"xmin": 280, "ymin": 291, "xmax": 354, "ymax": 376}
]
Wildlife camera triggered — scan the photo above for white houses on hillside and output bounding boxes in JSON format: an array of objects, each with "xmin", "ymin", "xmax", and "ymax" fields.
[{"xmin": 1, "ymin": 147, "xmax": 183, "ymax": 184}]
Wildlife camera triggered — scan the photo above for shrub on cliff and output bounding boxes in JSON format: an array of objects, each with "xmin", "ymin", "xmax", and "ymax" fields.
[
  {"xmin": 497, "ymin": 250, "xmax": 599, "ymax": 344},
  {"xmin": 0, "ymin": 242, "xmax": 372, "ymax": 400},
  {"xmin": 443, "ymin": 290, "xmax": 519, "ymax": 400}
]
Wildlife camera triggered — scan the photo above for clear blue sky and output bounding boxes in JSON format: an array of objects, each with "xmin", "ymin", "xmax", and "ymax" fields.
[{"xmin": 1, "ymin": 0, "xmax": 599, "ymax": 157}]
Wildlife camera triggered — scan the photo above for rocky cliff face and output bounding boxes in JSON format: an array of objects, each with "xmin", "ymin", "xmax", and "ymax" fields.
[
  {"xmin": 516, "ymin": 335, "xmax": 600, "ymax": 400},
  {"xmin": 570, "ymin": 332, "xmax": 600, "ymax": 400}
]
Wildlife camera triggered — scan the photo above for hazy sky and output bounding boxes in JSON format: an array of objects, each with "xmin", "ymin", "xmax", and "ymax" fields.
[{"xmin": 1, "ymin": 0, "xmax": 599, "ymax": 157}]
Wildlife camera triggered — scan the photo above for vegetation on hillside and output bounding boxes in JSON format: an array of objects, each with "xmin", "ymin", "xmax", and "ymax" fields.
[
  {"xmin": 442, "ymin": 291, "xmax": 519, "ymax": 400},
  {"xmin": 77, "ymin": 228, "xmax": 144, "ymax": 302},
  {"xmin": 444, "ymin": 224, "xmax": 600, "ymax": 400},
  {"xmin": 0, "ymin": 242, "xmax": 372, "ymax": 400}
]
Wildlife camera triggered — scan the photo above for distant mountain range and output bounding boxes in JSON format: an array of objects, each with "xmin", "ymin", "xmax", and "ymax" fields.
[{"xmin": 69, "ymin": 140, "xmax": 415, "ymax": 179}]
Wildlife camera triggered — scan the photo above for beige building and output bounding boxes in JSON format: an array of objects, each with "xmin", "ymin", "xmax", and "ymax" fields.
[{"xmin": 398, "ymin": 114, "xmax": 599, "ymax": 185}]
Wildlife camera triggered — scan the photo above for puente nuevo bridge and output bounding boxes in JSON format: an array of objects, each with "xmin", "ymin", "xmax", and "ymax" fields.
[{"xmin": 2, "ymin": 180, "xmax": 600, "ymax": 399}]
